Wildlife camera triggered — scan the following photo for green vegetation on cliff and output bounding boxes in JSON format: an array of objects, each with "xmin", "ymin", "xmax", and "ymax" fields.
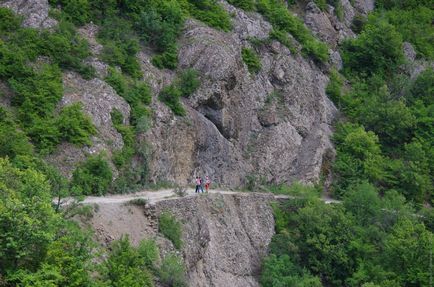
[
  {"xmin": 263, "ymin": 2, "xmax": 433, "ymax": 286},
  {"xmin": 262, "ymin": 183, "xmax": 433, "ymax": 287}
]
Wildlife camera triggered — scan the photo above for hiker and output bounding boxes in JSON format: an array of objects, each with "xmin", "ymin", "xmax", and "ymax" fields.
[
  {"xmin": 199, "ymin": 177, "xmax": 204, "ymax": 193},
  {"xmin": 205, "ymin": 176, "xmax": 211, "ymax": 193},
  {"xmin": 195, "ymin": 177, "xmax": 201, "ymax": 193}
]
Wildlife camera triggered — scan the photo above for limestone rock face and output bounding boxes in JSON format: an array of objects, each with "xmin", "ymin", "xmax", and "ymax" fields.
[
  {"xmin": 146, "ymin": 13, "xmax": 338, "ymax": 187},
  {"xmin": 0, "ymin": 0, "xmax": 56, "ymax": 29},
  {"xmin": 6, "ymin": 0, "xmax": 373, "ymax": 187},
  {"xmin": 84, "ymin": 193, "xmax": 278, "ymax": 287},
  {"xmin": 154, "ymin": 194, "xmax": 276, "ymax": 287}
]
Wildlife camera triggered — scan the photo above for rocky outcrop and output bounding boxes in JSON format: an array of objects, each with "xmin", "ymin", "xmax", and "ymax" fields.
[
  {"xmin": 84, "ymin": 193, "xmax": 279, "ymax": 287},
  {"xmin": 155, "ymin": 193, "xmax": 276, "ymax": 287},
  {"xmin": 0, "ymin": 0, "xmax": 56, "ymax": 29},
  {"xmin": 5, "ymin": 0, "xmax": 375, "ymax": 187},
  {"xmin": 146, "ymin": 11, "xmax": 337, "ymax": 187}
]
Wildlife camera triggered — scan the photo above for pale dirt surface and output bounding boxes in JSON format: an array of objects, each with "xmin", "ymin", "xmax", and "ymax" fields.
[
  {"xmin": 80, "ymin": 188, "xmax": 292, "ymax": 205},
  {"xmin": 80, "ymin": 188, "xmax": 337, "ymax": 206}
]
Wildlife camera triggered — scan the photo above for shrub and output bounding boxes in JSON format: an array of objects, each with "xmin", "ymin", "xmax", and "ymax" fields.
[
  {"xmin": 98, "ymin": 16, "xmax": 142, "ymax": 78},
  {"xmin": 0, "ymin": 7, "xmax": 21, "ymax": 33},
  {"xmin": 0, "ymin": 108, "xmax": 33, "ymax": 159},
  {"xmin": 227, "ymin": 0, "xmax": 256, "ymax": 11},
  {"xmin": 326, "ymin": 69, "xmax": 344, "ymax": 106},
  {"xmin": 159, "ymin": 212, "xmax": 182, "ymax": 249},
  {"xmin": 260, "ymin": 254, "xmax": 322, "ymax": 287},
  {"xmin": 105, "ymin": 67, "xmax": 128, "ymax": 97},
  {"xmin": 177, "ymin": 68, "xmax": 200, "ymax": 97},
  {"xmin": 138, "ymin": 239, "xmax": 160, "ymax": 269},
  {"xmin": 341, "ymin": 20, "xmax": 404, "ymax": 77},
  {"xmin": 351, "ymin": 14, "xmax": 367, "ymax": 34},
  {"xmin": 257, "ymin": 0, "xmax": 329, "ymax": 62},
  {"xmin": 126, "ymin": 198, "xmax": 148, "ymax": 206},
  {"xmin": 55, "ymin": 0, "xmax": 91, "ymax": 26},
  {"xmin": 269, "ymin": 29, "xmax": 296, "ymax": 54},
  {"xmin": 102, "ymin": 236, "xmax": 154, "ymax": 287},
  {"xmin": 105, "ymin": 68, "xmax": 152, "ymax": 127},
  {"xmin": 241, "ymin": 48, "xmax": 262, "ymax": 74},
  {"xmin": 158, "ymin": 253, "xmax": 187, "ymax": 287},
  {"xmin": 159, "ymin": 85, "xmax": 185, "ymax": 116},
  {"xmin": 57, "ymin": 103, "xmax": 96, "ymax": 146},
  {"xmin": 186, "ymin": 0, "xmax": 232, "ymax": 32},
  {"xmin": 71, "ymin": 154, "xmax": 113, "ymax": 195},
  {"xmin": 151, "ymin": 45, "xmax": 179, "ymax": 70}
]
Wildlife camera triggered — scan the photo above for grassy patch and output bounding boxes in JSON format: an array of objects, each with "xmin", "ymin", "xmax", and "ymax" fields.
[
  {"xmin": 158, "ymin": 212, "xmax": 182, "ymax": 249},
  {"xmin": 241, "ymin": 48, "xmax": 262, "ymax": 74},
  {"xmin": 256, "ymin": 0, "xmax": 329, "ymax": 62}
]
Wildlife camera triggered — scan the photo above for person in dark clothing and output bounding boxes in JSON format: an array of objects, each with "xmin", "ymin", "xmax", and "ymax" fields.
[{"xmin": 195, "ymin": 177, "xmax": 201, "ymax": 193}]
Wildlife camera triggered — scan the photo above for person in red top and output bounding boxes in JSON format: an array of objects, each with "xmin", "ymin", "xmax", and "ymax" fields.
[{"xmin": 205, "ymin": 176, "xmax": 211, "ymax": 193}]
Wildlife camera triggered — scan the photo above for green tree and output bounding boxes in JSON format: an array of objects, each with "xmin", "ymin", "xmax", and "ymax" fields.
[
  {"xmin": 0, "ymin": 158, "xmax": 57, "ymax": 274},
  {"xmin": 71, "ymin": 154, "xmax": 113, "ymax": 195},
  {"xmin": 99, "ymin": 236, "xmax": 154, "ymax": 287},
  {"xmin": 260, "ymin": 254, "xmax": 322, "ymax": 287},
  {"xmin": 342, "ymin": 20, "xmax": 404, "ymax": 77},
  {"xmin": 57, "ymin": 103, "xmax": 97, "ymax": 146},
  {"xmin": 383, "ymin": 219, "xmax": 433, "ymax": 286}
]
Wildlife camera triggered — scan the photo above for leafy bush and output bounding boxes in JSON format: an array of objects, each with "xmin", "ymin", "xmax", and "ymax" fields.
[
  {"xmin": 105, "ymin": 67, "xmax": 152, "ymax": 128},
  {"xmin": 375, "ymin": 0, "xmax": 433, "ymax": 10},
  {"xmin": 331, "ymin": 123, "xmax": 386, "ymax": 197},
  {"xmin": 260, "ymin": 254, "xmax": 322, "ymax": 287},
  {"xmin": 138, "ymin": 239, "xmax": 160, "ymax": 270},
  {"xmin": 57, "ymin": 103, "xmax": 96, "ymax": 146},
  {"xmin": 227, "ymin": 0, "xmax": 256, "ymax": 11},
  {"xmin": 177, "ymin": 68, "xmax": 200, "ymax": 97},
  {"xmin": 264, "ymin": 180, "xmax": 432, "ymax": 287},
  {"xmin": 0, "ymin": 7, "xmax": 21, "ymax": 33},
  {"xmin": 257, "ymin": 0, "xmax": 329, "ymax": 62},
  {"xmin": 159, "ymin": 85, "xmax": 185, "ymax": 116},
  {"xmin": 326, "ymin": 69, "xmax": 344, "ymax": 106},
  {"xmin": 379, "ymin": 6, "xmax": 434, "ymax": 59},
  {"xmin": 100, "ymin": 236, "xmax": 154, "ymax": 287},
  {"xmin": 98, "ymin": 16, "xmax": 143, "ymax": 78},
  {"xmin": 50, "ymin": 0, "xmax": 91, "ymax": 26},
  {"xmin": 341, "ymin": 20, "xmax": 404, "ymax": 77},
  {"xmin": 0, "ymin": 108, "xmax": 33, "ymax": 159},
  {"xmin": 241, "ymin": 48, "xmax": 262, "ymax": 74},
  {"xmin": 151, "ymin": 47, "xmax": 179, "ymax": 70},
  {"xmin": 186, "ymin": 0, "xmax": 232, "ymax": 32},
  {"xmin": 159, "ymin": 212, "xmax": 183, "ymax": 249},
  {"xmin": 269, "ymin": 29, "xmax": 296, "ymax": 54},
  {"xmin": 158, "ymin": 253, "xmax": 187, "ymax": 287},
  {"xmin": 71, "ymin": 154, "xmax": 113, "ymax": 195}
]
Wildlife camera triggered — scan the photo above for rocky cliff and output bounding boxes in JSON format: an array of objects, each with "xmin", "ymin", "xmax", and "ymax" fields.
[
  {"xmin": 0, "ymin": 0, "xmax": 376, "ymax": 187},
  {"xmin": 0, "ymin": 0, "xmax": 381, "ymax": 286},
  {"xmin": 84, "ymin": 192, "xmax": 281, "ymax": 287}
]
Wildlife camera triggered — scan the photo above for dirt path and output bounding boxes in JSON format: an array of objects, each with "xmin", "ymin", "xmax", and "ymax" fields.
[{"xmin": 79, "ymin": 188, "xmax": 338, "ymax": 205}]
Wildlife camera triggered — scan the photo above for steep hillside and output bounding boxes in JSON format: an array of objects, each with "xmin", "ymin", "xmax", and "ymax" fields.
[
  {"xmin": 1, "ymin": 0, "xmax": 432, "ymax": 287},
  {"xmin": 0, "ymin": 0, "xmax": 375, "ymax": 189}
]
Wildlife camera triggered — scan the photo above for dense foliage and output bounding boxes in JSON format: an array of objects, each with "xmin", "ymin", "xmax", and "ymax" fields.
[
  {"xmin": 262, "ymin": 2, "xmax": 433, "ymax": 286},
  {"xmin": 330, "ymin": 7, "xmax": 434, "ymax": 205},
  {"xmin": 261, "ymin": 183, "xmax": 433, "ymax": 286},
  {"xmin": 0, "ymin": 8, "xmax": 96, "ymax": 154}
]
